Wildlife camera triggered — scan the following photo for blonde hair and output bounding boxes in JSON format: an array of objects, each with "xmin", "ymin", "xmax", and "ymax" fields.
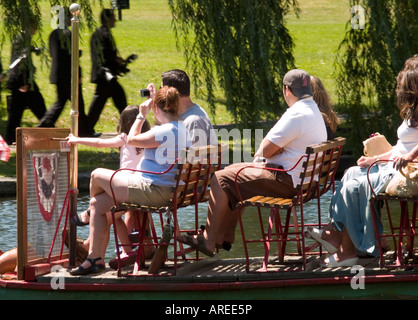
[{"xmin": 310, "ymin": 76, "xmax": 340, "ymax": 133}]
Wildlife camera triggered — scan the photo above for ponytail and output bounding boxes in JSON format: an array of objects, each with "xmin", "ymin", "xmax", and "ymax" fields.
[{"xmin": 154, "ymin": 86, "xmax": 179, "ymax": 116}]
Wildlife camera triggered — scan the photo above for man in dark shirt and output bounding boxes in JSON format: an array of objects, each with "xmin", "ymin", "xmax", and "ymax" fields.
[
  {"xmin": 37, "ymin": 8, "xmax": 90, "ymax": 136},
  {"xmin": 86, "ymin": 9, "xmax": 127, "ymax": 135},
  {"xmin": 4, "ymin": 25, "xmax": 46, "ymax": 145}
]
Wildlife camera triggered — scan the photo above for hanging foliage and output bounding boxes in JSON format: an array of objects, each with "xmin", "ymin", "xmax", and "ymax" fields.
[
  {"xmin": 335, "ymin": 0, "xmax": 418, "ymax": 157},
  {"xmin": 169, "ymin": 0, "xmax": 299, "ymax": 127},
  {"xmin": 1, "ymin": 0, "xmax": 44, "ymax": 84},
  {"xmin": 0, "ymin": 0, "xmax": 102, "ymax": 73},
  {"xmin": 1, "ymin": 0, "xmax": 102, "ymax": 42}
]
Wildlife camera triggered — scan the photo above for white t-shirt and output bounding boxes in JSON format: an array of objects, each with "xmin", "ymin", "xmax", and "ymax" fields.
[
  {"xmin": 391, "ymin": 120, "xmax": 418, "ymax": 159},
  {"xmin": 265, "ymin": 97, "xmax": 327, "ymax": 186},
  {"xmin": 119, "ymin": 132, "xmax": 143, "ymax": 169}
]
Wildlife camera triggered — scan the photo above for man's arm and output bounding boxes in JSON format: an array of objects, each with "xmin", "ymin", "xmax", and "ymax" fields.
[{"xmin": 254, "ymin": 138, "xmax": 283, "ymax": 160}]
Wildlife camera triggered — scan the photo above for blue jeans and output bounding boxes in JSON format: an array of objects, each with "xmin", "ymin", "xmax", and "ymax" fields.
[{"xmin": 329, "ymin": 164, "xmax": 394, "ymax": 257}]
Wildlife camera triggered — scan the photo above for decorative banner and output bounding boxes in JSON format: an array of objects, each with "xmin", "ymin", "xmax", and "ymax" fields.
[
  {"xmin": 0, "ymin": 135, "xmax": 10, "ymax": 162},
  {"xmin": 32, "ymin": 153, "xmax": 60, "ymax": 222}
]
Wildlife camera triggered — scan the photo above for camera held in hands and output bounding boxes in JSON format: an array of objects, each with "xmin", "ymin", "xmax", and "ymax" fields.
[{"xmin": 140, "ymin": 89, "xmax": 150, "ymax": 97}]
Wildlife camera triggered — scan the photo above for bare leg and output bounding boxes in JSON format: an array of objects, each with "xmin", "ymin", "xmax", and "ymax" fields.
[
  {"xmin": 0, "ymin": 248, "xmax": 17, "ymax": 274},
  {"xmin": 125, "ymin": 210, "xmax": 137, "ymax": 234},
  {"xmin": 204, "ymin": 176, "xmax": 236, "ymax": 251},
  {"xmin": 76, "ymin": 170, "xmax": 129, "ymax": 269},
  {"xmin": 111, "ymin": 211, "xmax": 132, "ymax": 254},
  {"xmin": 222, "ymin": 209, "xmax": 239, "ymax": 244},
  {"xmin": 86, "ymin": 193, "xmax": 113, "ymax": 265},
  {"xmin": 89, "ymin": 168, "xmax": 126, "ymax": 199},
  {"xmin": 337, "ymin": 228, "xmax": 358, "ymax": 261},
  {"xmin": 320, "ymin": 222, "xmax": 342, "ymax": 249}
]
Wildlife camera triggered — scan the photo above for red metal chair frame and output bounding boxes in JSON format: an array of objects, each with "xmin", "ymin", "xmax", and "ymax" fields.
[
  {"xmin": 109, "ymin": 145, "xmax": 223, "ymax": 276},
  {"xmin": 368, "ymin": 160, "xmax": 418, "ymax": 268},
  {"xmin": 235, "ymin": 137, "xmax": 346, "ymax": 272}
]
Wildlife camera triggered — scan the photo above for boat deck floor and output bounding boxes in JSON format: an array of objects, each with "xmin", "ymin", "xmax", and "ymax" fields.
[{"xmin": 34, "ymin": 250, "xmax": 418, "ymax": 285}]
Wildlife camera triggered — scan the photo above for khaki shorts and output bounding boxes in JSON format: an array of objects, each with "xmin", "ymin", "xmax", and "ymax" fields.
[
  {"xmin": 215, "ymin": 162, "xmax": 297, "ymax": 210},
  {"xmin": 128, "ymin": 174, "xmax": 173, "ymax": 207}
]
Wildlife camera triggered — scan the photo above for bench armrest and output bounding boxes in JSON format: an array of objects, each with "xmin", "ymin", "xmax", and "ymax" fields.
[
  {"xmin": 233, "ymin": 154, "xmax": 308, "ymax": 204},
  {"xmin": 109, "ymin": 160, "xmax": 179, "ymax": 206}
]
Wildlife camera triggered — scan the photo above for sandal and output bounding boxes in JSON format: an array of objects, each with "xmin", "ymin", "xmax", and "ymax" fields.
[
  {"xmin": 187, "ymin": 226, "xmax": 232, "ymax": 251},
  {"xmin": 320, "ymin": 253, "xmax": 359, "ymax": 268},
  {"xmin": 177, "ymin": 234, "xmax": 214, "ymax": 257},
  {"xmin": 69, "ymin": 257, "xmax": 105, "ymax": 276},
  {"xmin": 306, "ymin": 227, "xmax": 338, "ymax": 254},
  {"xmin": 71, "ymin": 209, "xmax": 90, "ymax": 226}
]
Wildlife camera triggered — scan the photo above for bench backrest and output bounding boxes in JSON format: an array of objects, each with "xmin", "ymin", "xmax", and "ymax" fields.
[
  {"xmin": 112, "ymin": 144, "xmax": 224, "ymax": 213},
  {"xmin": 294, "ymin": 137, "xmax": 346, "ymax": 205},
  {"xmin": 172, "ymin": 144, "xmax": 224, "ymax": 210}
]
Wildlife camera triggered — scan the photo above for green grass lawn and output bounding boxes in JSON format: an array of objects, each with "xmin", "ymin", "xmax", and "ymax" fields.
[
  {"xmin": 0, "ymin": 0, "xmax": 351, "ymax": 177},
  {"xmin": 288, "ymin": 0, "xmax": 350, "ymax": 101}
]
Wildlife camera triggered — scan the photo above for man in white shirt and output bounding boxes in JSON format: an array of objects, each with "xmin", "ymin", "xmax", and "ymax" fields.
[{"xmin": 178, "ymin": 69, "xmax": 327, "ymax": 255}]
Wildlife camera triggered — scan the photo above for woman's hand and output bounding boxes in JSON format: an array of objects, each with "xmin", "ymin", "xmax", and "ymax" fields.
[
  {"xmin": 147, "ymin": 83, "xmax": 157, "ymax": 100},
  {"xmin": 393, "ymin": 153, "xmax": 414, "ymax": 171},
  {"xmin": 357, "ymin": 155, "xmax": 375, "ymax": 168},
  {"xmin": 138, "ymin": 83, "xmax": 157, "ymax": 118},
  {"xmin": 139, "ymin": 98, "xmax": 152, "ymax": 118},
  {"xmin": 393, "ymin": 145, "xmax": 418, "ymax": 171}
]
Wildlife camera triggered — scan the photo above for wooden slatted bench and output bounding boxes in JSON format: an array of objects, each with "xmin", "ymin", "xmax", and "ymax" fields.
[
  {"xmin": 235, "ymin": 137, "xmax": 346, "ymax": 272},
  {"xmin": 109, "ymin": 144, "xmax": 224, "ymax": 276}
]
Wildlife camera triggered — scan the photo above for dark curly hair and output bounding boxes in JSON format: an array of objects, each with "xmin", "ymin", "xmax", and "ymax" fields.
[{"xmin": 396, "ymin": 66, "xmax": 418, "ymax": 127}]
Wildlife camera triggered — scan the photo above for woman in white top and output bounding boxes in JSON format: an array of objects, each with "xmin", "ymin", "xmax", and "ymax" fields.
[{"xmin": 308, "ymin": 58, "xmax": 418, "ymax": 267}]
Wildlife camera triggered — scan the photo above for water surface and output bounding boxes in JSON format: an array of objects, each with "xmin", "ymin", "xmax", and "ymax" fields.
[{"xmin": 0, "ymin": 189, "xmax": 337, "ymax": 261}]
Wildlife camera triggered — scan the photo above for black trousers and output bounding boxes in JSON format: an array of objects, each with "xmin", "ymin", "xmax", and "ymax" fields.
[
  {"xmin": 5, "ymin": 83, "xmax": 46, "ymax": 144},
  {"xmin": 37, "ymin": 81, "xmax": 88, "ymax": 134},
  {"xmin": 87, "ymin": 79, "xmax": 127, "ymax": 131}
]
